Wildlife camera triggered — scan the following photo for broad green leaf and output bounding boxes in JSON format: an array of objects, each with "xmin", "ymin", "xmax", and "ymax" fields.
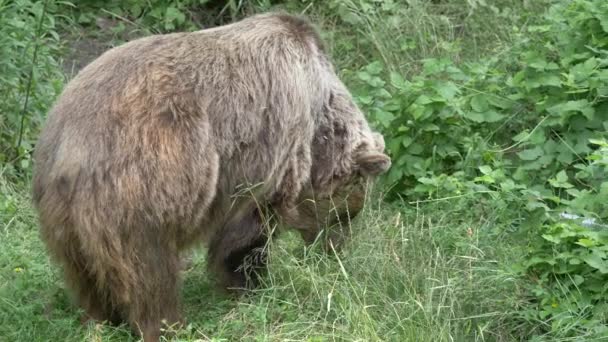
[
  {"xmin": 479, "ymin": 165, "xmax": 492, "ymax": 175},
  {"xmin": 528, "ymin": 25, "xmax": 551, "ymax": 32},
  {"xmin": 418, "ymin": 177, "xmax": 437, "ymax": 185},
  {"xmin": 549, "ymin": 171, "xmax": 574, "ymax": 189},
  {"xmin": 576, "ymin": 239, "xmax": 596, "ymax": 248},
  {"xmin": 547, "ymin": 100, "xmax": 595, "ymax": 120},
  {"xmin": 129, "ymin": 4, "xmax": 143, "ymax": 17},
  {"xmin": 375, "ymin": 110, "xmax": 395, "ymax": 128},
  {"xmin": 390, "ymin": 72, "xmax": 408, "ymax": 90},
  {"xmin": 556, "ymin": 170, "xmax": 568, "ymax": 183},
  {"xmin": 415, "ymin": 94, "xmax": 434, "ymax": 105},
  {"xmin": 589, "ymin": 139, "xmax": 608, "ymax": 147},
  {"xmin": 500, "ymin": 179, "xmax": 516, "ymax": 191},
  {"xmin": 475, "ymin": 174, "xmax": 495, "ymax": 184},
  {"xmin": 583, "ymin": 253, "xmax": 608, "ymax": 274},
  {"xmin": 597, "ymin": 11, "xmax": 608, "ymax": 33},
  {"xmin": 542, "ymin": 233, "xmax": 561, "ymax": 244},
  {"xmin": 367, "ymin": 77, "xmax": 385, "ymax": 88},
  {"xmin": 570, "ymin": 58, "xmax": 598, "ymax": 82},
  {"xmin": 433, "ymin": 81, "xmax": 459, "ymax": 100},
  {"xmin": 529, "ymin": 60, "xmax": 547, "ymax": 70},
  {"xmin": 388, "ymin": 138, "xmax": 401, "ymax": 156},
  {"xmin": 527, "ymin": 255, "xmax": 556, "ymax": 265},
  {"xmin": 375, "ymin": 88, "xmax": 392, "ymax": 99},
  {"xmin": 357, "ymin": 95, "xmax": 373, "ymax": 105},
  {"xmin": 357, "ymin": 71, "xmax": 371, "ymax": 82},
  {"xmin": 518, "ymin": 146, "xmax": 544, "ymax": 161},
  {"xmin": 483, "ymin": 110, "xmax": 506, "ymax": 123},
  {"xmin": 421, "ymin": 124, "xmax": 440, "ymax": 132},
  {"xmin": 527, "ymin": 73, "xmax": 562, "ymax": 88},
  {"xmin": 487, "ymin": 96, "xmax": 513, "ymax": 109},
  {"xmin": 556, "ymin": 143, "xmax": 574, "ymax": 163},
  {"xmin": 463, "ymin": 111, "xmax": 485, "ymax": 122},
  {"xmin": 409, "ymin": 103, "xmax": 432, "ymax": 121},
  {"xmin": 165, "ymin": 6, "xmax": 185, "ymax": 26},
  {"xmin": 470, "ymin": 94, "xmax": 489, "ymax": 112},
  {"xmin": 512, "ymin": 130, "xmax": 530, "ymax": 142},
  {"xmin": 366, "ymin": 61, "xmax": 384, "ymax": 75},
  {"xmin": 340, "ymin": 11, "xmax": 362, "ymax": 25},
  {"xmin": 19, "ymin": 159, "xmax": 29, "ymax": 169},
  {"xmin": 422, "ymin": 58, "xmax": 447, "ymax": 75},
  {"xmin": 526, "ymin": 52, "xmax": 548, "ymax": 70},
  {"xmin": 401, "ymin": 136, "xmax": 413, "ymax": 148},
  {"xmin": 408, "ymin": 143, "xmax": 424, "ymax": 155}
]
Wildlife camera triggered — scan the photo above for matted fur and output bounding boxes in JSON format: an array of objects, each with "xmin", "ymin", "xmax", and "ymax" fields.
[{"xmin": 32, "ymin": 12, "xmax": 390, "ymax": 341}]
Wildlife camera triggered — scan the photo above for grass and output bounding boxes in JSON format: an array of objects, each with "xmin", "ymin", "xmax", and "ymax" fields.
[
  {"xmin": 0, "ymin": 174, "xmax": 529, "ymax": 341},
  {"xmin": 289, "ymin": 0, "xmax": 549, "ymax": 78}
]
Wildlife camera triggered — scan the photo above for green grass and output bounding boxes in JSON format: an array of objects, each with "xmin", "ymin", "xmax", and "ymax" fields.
[
  {"xmin": 292, "ymin": 0, "xmax": 549, "ymax": 77},
  {"xmin": 0, "ymin": 175, "xmax": 529, "ymax": 341}
]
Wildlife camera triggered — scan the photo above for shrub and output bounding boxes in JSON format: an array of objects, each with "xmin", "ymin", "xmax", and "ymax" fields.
[
  {"xmin": 0, "ymin": 0, "xmax": 65, "ymax": 182},
  {"xmin": 345, "ymin": 0, "xmax": 608, "ymax": 336},
  {"xmin": 350, "ymin": 0, "xmax": 608, "ymax": 222},
  {"xmin": 69, "ymin": 0, "xmax": 281, "ymax": 32}
]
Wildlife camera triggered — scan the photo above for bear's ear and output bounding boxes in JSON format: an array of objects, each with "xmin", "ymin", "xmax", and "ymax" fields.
[{"xmin": 356, "ymin": 152, "xmax": 391, "ymax": 176}]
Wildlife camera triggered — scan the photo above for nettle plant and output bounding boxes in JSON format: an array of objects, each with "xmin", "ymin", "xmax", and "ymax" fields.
[
  {"xmin": 353, "ymin": 0, "xmax": 608, "ymax": 217},
  {"xmin": 520, "ymin": 139, "xmax": 608, "ymax": 337},
  {"xmin": 73, "ymin": 0, "xmax": 196, "ymax": 32},
  {"xmin": 351, "ymin": 0, "xmax": 608, "ymax": 334},
  {"xmin": 73, "ymin": 0, "xmax": 276, "ymax": 33},
  {"xmin": 520, "ymin": 219, "xmax": 608, "ymax": 338},
  {"xmin": 0, "ymin": 0, "xmax": 64, "ymax": 182}
]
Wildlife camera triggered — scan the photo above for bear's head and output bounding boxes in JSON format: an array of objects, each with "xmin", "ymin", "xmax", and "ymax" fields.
[
  {"xmin": 277, "ymin": 84, "xmax": 390, "ymax": 249},
  {"xmin": 274, "ymin": 45, "xmax": 391, "ymax": 250},
  {"xmin": 294, "ymin": 129, "xmax": 390, "ymax": 250}
]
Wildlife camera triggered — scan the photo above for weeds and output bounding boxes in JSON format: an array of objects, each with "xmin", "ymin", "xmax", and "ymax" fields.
[{"xmin": 0, "ymin": 0, "xmax": 65, "ymax": 182}]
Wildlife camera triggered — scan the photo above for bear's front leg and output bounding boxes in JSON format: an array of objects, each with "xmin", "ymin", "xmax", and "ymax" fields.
[{"xmin": 207, "ymin": 206, "xmax": 270, "ymax": 292}]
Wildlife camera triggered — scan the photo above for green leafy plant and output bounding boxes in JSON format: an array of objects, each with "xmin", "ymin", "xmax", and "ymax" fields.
[
  {"xmin": 0, "ymin": 0, "xmax": 65, "ymax": 182},
  {"xmin": 520, "ymin": 220, "xmax": 608, "ymax": 338},
  {"xmin": 73, "ymin": 0, "xmax": 198, "ymax": 32},
  {"xmin": 348, "ymin": 0, "xmax": 608, "ymax": 222},
  {"xmin": 346, "ymin": 1, "xmax": 608, "ymax": 336},
  {"xmin": 70, "ymin": 0, "xmax": 281, "ymax": 32}
]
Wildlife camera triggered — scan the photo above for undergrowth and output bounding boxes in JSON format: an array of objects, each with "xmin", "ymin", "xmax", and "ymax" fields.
[{"xmin": 0, "ymin": 0, "xmax": 65, "ymax": 182}]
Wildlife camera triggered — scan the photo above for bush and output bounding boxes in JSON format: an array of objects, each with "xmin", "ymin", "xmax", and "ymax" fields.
[
  {"xmin": 69, "ymin": 0, "xmax": 282, "ymax": 33},
  {"xmin": 0, "ymin": 0, "xmax": 65, "ymax": 182},
  {"xmin": 520, "ymin": 219, "xmax": 608, "ymax": 338},
  {"xmin": 345, "ymin": 0, "xmax": 608, "ymax": 336},
  {"xmin": 350, "ymin": 0, "xmax": 608, "ymax": 221}
]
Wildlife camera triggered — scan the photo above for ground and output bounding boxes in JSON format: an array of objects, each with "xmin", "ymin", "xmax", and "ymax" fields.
[{"xmin": 61, "ymin": 17, "xmax": 145, "ymax": 78}]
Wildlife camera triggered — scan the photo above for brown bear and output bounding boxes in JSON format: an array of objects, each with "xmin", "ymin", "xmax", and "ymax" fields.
[{"xmin": 32, "ymin": 12, "xmax": 390, "ymax": 342}]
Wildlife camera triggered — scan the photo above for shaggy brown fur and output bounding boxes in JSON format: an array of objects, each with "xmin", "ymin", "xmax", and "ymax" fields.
[{"xmin": 32, "ymin": 12, "xmax": 390, "ymax": 341}]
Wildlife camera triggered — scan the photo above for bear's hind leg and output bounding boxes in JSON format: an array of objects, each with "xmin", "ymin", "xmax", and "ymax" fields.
[
  {"xmin": 119, "ymin": 238, "xmax": 183, "ymax": 342},
  {"xmin": 55, "ymin": 233, "xmax": 121, "ymax": 326},
  {"xmin": 73, "ymin": 230, "xmax": 184, "ymax": 342}
]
